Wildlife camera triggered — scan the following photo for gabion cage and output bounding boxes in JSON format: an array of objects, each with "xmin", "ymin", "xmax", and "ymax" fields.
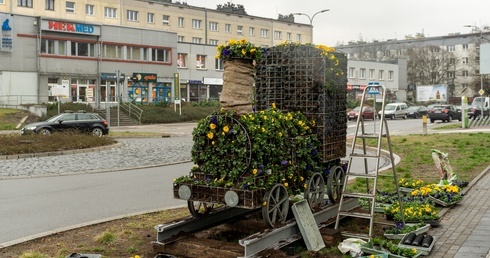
[{"xmin": 255, "ymin": 44, "xmax": 348, "ymax": 163}]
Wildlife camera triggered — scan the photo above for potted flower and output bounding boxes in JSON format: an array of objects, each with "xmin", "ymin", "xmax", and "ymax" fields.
[
  {"xmin": 361, "ymin": 237, "xmax": 421, "ymax": 257},
  {"xmin": 385, "ymin": 201, "xmax": 439, "ymax": 224},
  {"xmin": 411, "ymin": 183, "xmax": 462, "ymax": 207},
  {"xmin": 216, "ymin": 39, "xmax": 266, "ymax": 115},
  {"xmin": 398, "ymin": 178, "xmax": 425, "ymax": 192}
]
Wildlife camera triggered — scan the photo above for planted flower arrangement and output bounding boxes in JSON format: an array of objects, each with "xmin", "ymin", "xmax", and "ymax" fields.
[
  {"xmin": 173, "ymin": 106, "xmax": 323, "ymax": 207},
  {"xmin": 384, "ymin": 222, "xmax": 430, "ymax": 240},
  {"xmin": 385, "ymin": 202, "xmax": 439, "ymax": 224},
  {"xmin": 361, "ymin": 237, "xmax": 421, "ymax": 258},
  {"xmin": 410, "ymin": 184, "xmax": 462, "ymax": 207},
  {"xmin": 398, "ymin": 178, "xmax": 426, "ymax": 193}
]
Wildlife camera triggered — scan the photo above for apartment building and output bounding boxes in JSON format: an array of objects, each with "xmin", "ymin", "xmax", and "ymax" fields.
[
  {"xmin": 337, "ymin": 32, "xmax": 490, "ymax": 100},
  {"xmin": 0, "ymin": 0, "xmax": 312, "ymax": 105}
]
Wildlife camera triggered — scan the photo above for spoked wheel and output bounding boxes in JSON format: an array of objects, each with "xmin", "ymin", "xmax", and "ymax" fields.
[
  {"xmin": 304, "ymin": 172, "xmax": 325, "ymax": 210},
  {"xmin": 187, "ymin": 201, "xmax": 214, "ymax": 218},
  {"xmin": 262, "ymin": 184, "xmax": 289, "ymax": 228},
  {"xmin": 327, "ymin": 166, "xmax": 346, "ymax": 203}
]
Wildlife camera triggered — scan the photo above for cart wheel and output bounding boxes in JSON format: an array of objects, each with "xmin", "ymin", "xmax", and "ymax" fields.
[
  {"xmin": 327, "ymin": 166, "xmax": 345, "ymax": 203},
  {"xmin": 304, "ymin": 172, "xmax": 325, "ymax": 210},
  {"xmin": 262, "ymin": 184, "xmax": 289, "ymax": 228},
  {"xmin": 187, "ymin": 201, "xmax": 214, "ymax": 218}
]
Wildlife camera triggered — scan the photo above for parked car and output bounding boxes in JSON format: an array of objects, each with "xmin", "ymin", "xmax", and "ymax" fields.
[
  {"xmin": 406, "ymin": 106, "xmax": 428, "ymax": 118},
  {"xmin": 20, "ymin": 111, "xmax": 109, "ymax": 137},
  {"xmin": 466, "ymin": 105, "xmax": 482, "ymax": 119},
  {"xmin": 347, "ymin": 106, "xmax": 376, "ymax": 121},
  {"xmin": 378, "ymin": 102, "xmax": 408, "ymax": 120},
  {"xmin": 427, "ymin": 105, "xmax": 462, "ymax": 123}
]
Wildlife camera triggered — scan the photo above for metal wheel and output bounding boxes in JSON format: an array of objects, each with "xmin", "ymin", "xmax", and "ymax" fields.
[
  {"xmin": 39, "ymin": 128, "xmax": 51, "ymax": 135},
  {"xmin": 262, "ymin": 184, "xmax": 289, "ymax": 228},
  {"xmin": 92, "ymin": 127, "xmax": 104, "ymax": 137},
  {"xmin": 304, "ymin": 172, "xmax": 325, "ymax": 210},
  {"xmin": 327, "ymin": 166, "xmax": 345, "ymax": 203},
  {"xmin": 187, "ymin": 201, "xmax": 214, "ymax": 218}
]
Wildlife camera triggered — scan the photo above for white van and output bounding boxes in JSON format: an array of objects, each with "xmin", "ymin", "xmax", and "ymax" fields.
[{"xmin": 378, "ymin": 103, "xmax": 409, "ymax": 120}]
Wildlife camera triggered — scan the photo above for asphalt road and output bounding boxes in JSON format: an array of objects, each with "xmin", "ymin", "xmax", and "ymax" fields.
[{"xmin": 0, "ymin": 163, "xmax": 191, "ymax": 246}]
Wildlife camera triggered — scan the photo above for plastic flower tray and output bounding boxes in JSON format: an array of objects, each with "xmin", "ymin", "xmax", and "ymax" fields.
[
  {"xmin": 375, "ymin": 203, "xmax": 392, "ymax": 213},
  {"xmin": 398, "ymin": 234, "xmax": 436, "ymax": 256},
  {"xmin": 361, "ymin": 243, "xmax": 422, "ymax": 258},
  {"xmin": 428, "ymin": 196, "xmax": 460, "ymax": 207},
  {"xmin": 384, "ymin": 223, "xmax": 431, "ymax": 240},
  {"xmin": 399, "ymin": 187, "xmax": 415, "ymax": 193}
]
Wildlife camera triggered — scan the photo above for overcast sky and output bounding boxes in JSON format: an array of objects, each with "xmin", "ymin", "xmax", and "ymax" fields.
[{"xmin": 184, "ymin": 0, "xmax": 490, "ymax": 47}]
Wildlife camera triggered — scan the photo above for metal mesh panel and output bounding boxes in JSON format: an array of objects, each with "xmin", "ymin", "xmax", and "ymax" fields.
[{"xmin": 255, "ymin": 44, "xmax": 348, "ymax": 162}]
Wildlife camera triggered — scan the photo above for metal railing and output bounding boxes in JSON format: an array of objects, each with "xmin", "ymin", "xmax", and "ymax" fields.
[
  {"xmin": 120, "ymin": 101, "xmax": 143, "ymax": 124},
  {"xmin": 467, "ymin": 115, "xmax": 490, "ymax": 127}
]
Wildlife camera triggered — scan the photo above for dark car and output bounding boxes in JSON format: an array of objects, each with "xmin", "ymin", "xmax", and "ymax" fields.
[
  {"xmin": 20, "ymin": 111, "xmax": 109, "ymax": 137},
  {"xmin": 427, "ymin": 105, "xmax": 462, "ymax": 123},
  {"xmin": 466, "ymin": 105, "xmax": 482, "ymax": 119},
  {"xmin": 406, "ymin": 106, "xmax": 428, "ymax": 118},
  {"xmin": 347, "ymin": 106, "xmax": 376, "ymax": 121}
]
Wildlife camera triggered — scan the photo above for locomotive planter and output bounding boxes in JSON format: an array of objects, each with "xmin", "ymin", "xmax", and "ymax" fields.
[{"xmin": 173, "ymin": 43, "xmax": 348, "ymax": 228}]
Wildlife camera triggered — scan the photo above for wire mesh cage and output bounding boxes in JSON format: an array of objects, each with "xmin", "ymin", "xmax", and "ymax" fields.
[{"xmin": 255, "ymin": 44, "xmax": 348, "ymax": 162}]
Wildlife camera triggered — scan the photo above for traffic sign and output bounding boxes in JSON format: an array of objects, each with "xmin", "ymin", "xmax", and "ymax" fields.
[
  {"xmin": 367, "ymin": 86, "xmax": 380, "ymax": 95},
  {"xmin": 479, "ymin": 89, "xmax": 485, "ymax": 95}
]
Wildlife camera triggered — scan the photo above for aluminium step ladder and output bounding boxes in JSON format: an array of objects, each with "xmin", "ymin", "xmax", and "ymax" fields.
[{"xmin": 334, "ymin": 83, "xmax": 405, "ymax": 240}]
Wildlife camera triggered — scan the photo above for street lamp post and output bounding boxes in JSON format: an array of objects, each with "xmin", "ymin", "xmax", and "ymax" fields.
[
  {"xmin": 292, "ymin": 9, "xmax": 329, "ymax": 43},
  {"xmin": 464, "ymin": 24, "xmax": 489, "ymax": 115}
]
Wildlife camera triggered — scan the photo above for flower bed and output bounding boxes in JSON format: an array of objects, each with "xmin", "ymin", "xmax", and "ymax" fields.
[
  {"xmin": 410, "ymin": 184, "xmax": 462, "ymax": 207},
  {"xmin": 385, "ymin": 202, "xmax": 439, "ymax": 222}
]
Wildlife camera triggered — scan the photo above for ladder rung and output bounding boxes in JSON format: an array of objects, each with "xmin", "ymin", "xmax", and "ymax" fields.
[
  {"xmin": 345, "ymin": 172, "xmax": 377, "ymax": 179},
  {"xmin": 357, "ymin": 133, "xmax": 387, "ymax": 139},
  {"xmin": 342, "ymin": 192, "xmax": 375, "ymax": 199},
  {"xmin": 350, "ymin": 153, "xmax": 379, "ymax": 159},
  {"xmin": 378, "ymin": 174, "xmax": 394, "ymax": 177},
  {"xmin": 338, "ymin": 211, "xmax": 373, "ymax": 219},
  {"xmin": 341, "ymin": 232, "xmax": 371, "ymax": 240}
]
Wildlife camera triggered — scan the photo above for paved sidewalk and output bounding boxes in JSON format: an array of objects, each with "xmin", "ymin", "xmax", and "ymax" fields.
[{"xmin": 429, "ymin": 166, "xmax": 490, "ymax": 258}]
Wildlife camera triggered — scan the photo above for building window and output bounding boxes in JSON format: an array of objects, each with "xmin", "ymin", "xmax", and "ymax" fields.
[
  {"xmin": 177, "ymin": 53, "xmax": 187, "ymax": 68},
  {"xmin": 274, "ymin": 31, "xmax": 281, "ymax": 40},
  {"xmin": 447, "ymin": 45, "xmax": 455, "ymax": 52},
  {"xmin": 196, "ymin": 55, "xmax": 206, "ymax": 69},
  {"xmin": 192, "ymin": 19, "xmax": 202, "ymax": 29},
  {"xmin": 45, "ymin": 0, "xmax": 54, "ymax": 10},
  {"xmin": 287, "ymin": 32, "xmax": 292, "ymax": 41},
  {"xmin": 378, "ymin": 70, "xmax": 384, "ymax": 80},
  {"xmin": 209, "ymin": 21, "xmax": 218, "ymax": 31},
  {"xmin": 178, "ymin": 36, "xmax": 184, "ymax": 42},
  {"xmin": 447, "ymin": 71, "xmax": 455, "ymax": 78},
  {"xmin": 360, "ymin": 68, "xmax": 366, "ymax": 79},
  {"xmin": 225, "ymin": 24, "xmax": 231, "ymax": 33},
  {"xmin": 369, "ymin": 69, "xmax": 375, "ymax": 79},
  {"xmin": 462, "ymin": 57, "xmax": 469, "ymax": 64},
  {"xmin": 192, "ymin": 37, "xmax": 202, "ymax": 44},
  {"xmin": 103, "ymin": 44, "xmax": 122, "ymax": 59},
  {"xmin": 126, "ymin": 47, "xmax": 144, "ymax": 60},
  {"xmin": 152, "ymin": 48, "xmax": 170, "ymax": 62},
  {"xmin": 249, "ymin": 27, "xmax": 255, "ymax": 36},
  {"xmin": 215, "ymin": 58, "xmax": 224, "ymax": 70},
  {"xmin": 163, "ymin": 15, "xmax": 170, "ymax": 25},
  {"xmin": 71, "ymin": 42, "xmax": 95, "ymax": 57},
  {"xmin": 261, "ymin": 29, "xmax": 268, "ymax": 38},
  {"xmin": 462, "ymin": 44, "xmax": 469, "ymax": 51},
  {"xmin": 18, "ymin": 0, "xmax": 32, "ymax": 7},
  {"xmin": 127, "ymin": 10, "xmax": 138, "ymax": 21},
  {"xmin": 85, "ymin": 4, "xmax": 94, "ymax": 15},
  {"xmin": 348, "ymin": 67, "xmax": 355, "ymax": 78},
  {"xmin": 178, "ymin": 17, "xmax": 184, "ymax": 27},
  {"xmin": 66, "ymin": 1, "xmax": 75, "ymax": 13},
  {"xmin": 296, "ymin": 34, "xmax": 302, "ymax": 42},
  {"xmin": 237, "ymin": 25, "xmax": 243, "ymax": 35},
  {"xmin": 147, "ymin": 13, "xmax": 154, "ymax": 23},
  {"xmin": 41, "ymin": 39, "xmax": 66, "ymax": 55},
  {"xmin": 388, "ymin": 70, "xmax": 394, "ymax": 81},
  {"xmin": 105, "ymin": 7, "xmax": 117, "ymax": 18},
  {"xmin": 209, "ymin": 39, "xmax": 219, "ymax": 46},
  {"xmin": 462, "ymin": 70, "xmax": 469, "ymax": 77}
]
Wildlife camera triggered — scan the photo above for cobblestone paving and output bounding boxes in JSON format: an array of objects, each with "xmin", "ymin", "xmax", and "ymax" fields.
[{"xmin": 0, "ymin": 137, "xmax": 193, "ymax": 178}]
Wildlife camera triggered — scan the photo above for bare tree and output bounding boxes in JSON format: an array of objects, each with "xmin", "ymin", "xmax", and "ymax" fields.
[{"xmin": 406, "ymin": 46, "xmax": 456, "ymax": 92}]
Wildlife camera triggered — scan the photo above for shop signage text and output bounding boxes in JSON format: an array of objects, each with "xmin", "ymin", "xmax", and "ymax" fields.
[{"xmin": 41, "ymin": 20, "xmax": 101, "ymax": 36}]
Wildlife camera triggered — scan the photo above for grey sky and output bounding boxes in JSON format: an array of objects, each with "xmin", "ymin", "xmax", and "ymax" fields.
[{"xmin": 185, "ymin": 0, "xmax": 490, "ymax": 46}]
